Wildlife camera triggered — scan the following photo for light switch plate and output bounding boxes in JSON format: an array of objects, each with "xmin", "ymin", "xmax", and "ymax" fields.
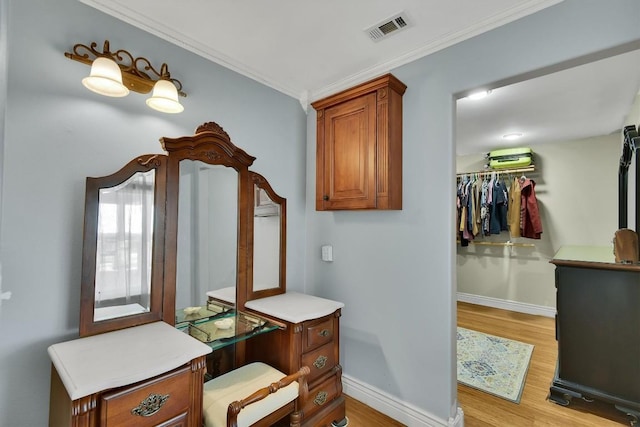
[{"xmin": 321, "ymin": 245, "xmax": 333, "ymax": 262}]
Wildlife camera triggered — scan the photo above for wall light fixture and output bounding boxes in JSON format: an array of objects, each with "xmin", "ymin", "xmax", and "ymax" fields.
[{"xmin": 65, "ymin": 40, "xmax": 185, "ymax": 114}]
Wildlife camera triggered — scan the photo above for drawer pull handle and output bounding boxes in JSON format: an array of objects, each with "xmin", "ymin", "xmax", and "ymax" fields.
[
  {"xmin": 313, "ymin": 355, "xmax": 328, "ymax": 369},
  {"xmin": 318, "ymin": 329, "xmax": 330, "ymax": 337},
  {"xmin": 314, "ymin": 391, "xmax": 328, "ymax": 406},
  {"xmin": 131, "ymin": 393, "xmax": 169, "ymax": 417}
]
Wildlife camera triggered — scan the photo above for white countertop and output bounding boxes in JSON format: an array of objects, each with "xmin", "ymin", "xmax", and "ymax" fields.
[
  {"xmin": 245, "ymin": 292, "xmax": 344, "ymax": 323},
  {"xmin": 206, "ymin": 286, "xmax": 236, "ymax": 304},
  {"xmin": 48, "ymin": 321, "xmax": 212, "ymax": 400}
]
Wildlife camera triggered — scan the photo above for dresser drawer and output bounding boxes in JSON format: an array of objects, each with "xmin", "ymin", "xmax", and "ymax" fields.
[
  {"xmin": 301, "ymin": 372, "xmax": 341, "ymax": 419},
  {"xmin": 100, "ymin": 365, "xmax": 191, "ymax": 427},
  {"xmin": 303, "ymin": 316, "xmax": 334, "ymax": 352},
  {"xmin": 301, "ymin": 341, "xmax": 337, "ymax": 384}
]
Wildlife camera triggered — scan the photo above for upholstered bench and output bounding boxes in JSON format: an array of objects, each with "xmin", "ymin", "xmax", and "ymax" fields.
[{"xmin": 203, "ymin": 362, "xmax": 309, "ymax": 427}]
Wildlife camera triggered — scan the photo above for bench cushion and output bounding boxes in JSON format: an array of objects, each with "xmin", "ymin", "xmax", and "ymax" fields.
[{"xmin": 203, "ymin": 362, "xmax": 299, "ymax": 427}]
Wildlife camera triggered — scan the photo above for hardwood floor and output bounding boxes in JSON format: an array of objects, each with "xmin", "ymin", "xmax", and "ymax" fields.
[
  {"xmin": 457, "ymin": 301, "xmax": 630, "ymax": 426},
  {"xmin": 344, "ymin": 394, "xmax": 405, "ymax": 426},
  {"xmin": 342, "ymin": 302, "xmax": 632, "ymax": 427}
]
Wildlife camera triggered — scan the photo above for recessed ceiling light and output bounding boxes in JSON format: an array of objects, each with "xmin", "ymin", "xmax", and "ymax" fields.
[
  {"xmin": 467, "ymin": 90, "xmax": 491, "ymax": 100},
  {"xmin": 503, "ymin": 132, "xmax": 523, "ymax": 140}
]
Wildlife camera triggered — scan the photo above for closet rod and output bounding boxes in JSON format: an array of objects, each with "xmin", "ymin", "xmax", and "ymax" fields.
[
  {"xmin": 457, "ymin": 240, "xmax": 535, "ymax": 247},
  {"xmin": 470, "ymin": 241, "xmax": 535, "ymax": 247},
  {"xmin": 456, "ymin": 166, "xmax": 535, "ymax": 178}
]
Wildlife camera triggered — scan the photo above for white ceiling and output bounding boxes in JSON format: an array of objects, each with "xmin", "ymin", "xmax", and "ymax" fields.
[
  {"xmin": 78, "ymin": 0, "xmax": 640, "ymax": 156},
  {"xmin": 457, "ymin": 49, "xmax": 640, "ymax": 156}
]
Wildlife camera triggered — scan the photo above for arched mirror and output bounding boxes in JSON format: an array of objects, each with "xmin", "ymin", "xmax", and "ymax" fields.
[
  {"xmin": 79, "ymin": 122, "xmax": 287, "ymax": 337},
  {"xmin": 176, "ymin": 161, "xmax": 238, "ymax": 311},
  {"xmin": 162, "ymin": 122, "xmax": 257, "ymax": 321},
  {"xmin": 249, "ymin": 172, "xmax": 286, "ymax": 300},
  {"xmin": 79, "ymin": 155, "xmax": 167, "ymax": 337}
]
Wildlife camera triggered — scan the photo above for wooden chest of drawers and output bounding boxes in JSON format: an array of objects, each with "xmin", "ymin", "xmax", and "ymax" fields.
[
  {"xmin": 245, "ymin": 308, "xmax": 345, "ymax": 427},
  {"xmin": 48, "ymin": 322, "xmax": 211, "ymax": 427},
  {"xmin": 50, "ymin": 357, "xmax": 207, "ymax": 427}
]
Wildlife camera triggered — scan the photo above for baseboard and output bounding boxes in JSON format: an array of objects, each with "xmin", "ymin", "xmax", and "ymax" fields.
[
  {"xmin": 341, "ymin": 293, "xmax": 547, "ymax": 427},
  {"xmin": 457, "ymin": 292, "xmax": 555, "ymax": 318},
  {"xmin": 342, "ymin": 374, "xmax": 461, "ymax": 427}
]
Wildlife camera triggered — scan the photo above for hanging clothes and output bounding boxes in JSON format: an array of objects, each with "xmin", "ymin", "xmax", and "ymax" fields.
[
  {"xmin": 481, "ymin": 177, "xmax": 490, "ymax": 235},
  {"xmin": 489, "ymin": 177, "xmax": 509, "ymax": 234},
  {"xmin": 471, "ymin": 177, "xmax": 482, "ymax": 236},
  {"xmin": 457, "ymin": 177, "xmax": 470, "ymax": 246},
  {"xmin": 508, "ymin": 176, "xmax": 522, "ymax": 237},
  {"xmin": 520, "ymin": 178, "xmax": 543, "ymax": 239}
]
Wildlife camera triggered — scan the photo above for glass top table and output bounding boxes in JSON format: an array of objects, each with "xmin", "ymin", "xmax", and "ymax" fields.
[{"xmin": 175, "ymin": 301, "xmax": 279, "ymax": 351}]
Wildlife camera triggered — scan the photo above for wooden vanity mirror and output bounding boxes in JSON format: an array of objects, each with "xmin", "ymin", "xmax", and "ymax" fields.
[
  {"xmin": 79, "ymin": 155, "xmax": 168, "ymax": 337},
  {"xmin": 79, "ymin": 122, "xmax": 287, "ymax": 337},
  {"xmin": 162, "ymin": 122, "xmax": 286, "ymax": 320},
  {"xmin": 249, "ymin": 171, "xmax": 286, "ymax": 301}
]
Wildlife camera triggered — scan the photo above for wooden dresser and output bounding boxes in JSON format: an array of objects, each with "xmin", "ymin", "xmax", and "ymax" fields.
[
  {"xmin": 549, "ymin": 246, "xmax": 640, "ymax": 423},
  {"xmin": 48, "ymin": 321, "xmax": 212, "ymax": 427},
  {"xmin": 244, "ymin": 292, "xmax": 346, "ymax": 427}
]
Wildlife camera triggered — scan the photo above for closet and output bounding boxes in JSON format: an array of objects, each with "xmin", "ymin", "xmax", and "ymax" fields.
[{"xmin": 456, "ymin": 165, "xmax": 540, "ymax": 247}]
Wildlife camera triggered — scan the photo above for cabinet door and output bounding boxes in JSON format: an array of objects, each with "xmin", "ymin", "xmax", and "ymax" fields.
[{"xmin": 320, "ymin": 93, "xmax": 377, "ymax": 210}]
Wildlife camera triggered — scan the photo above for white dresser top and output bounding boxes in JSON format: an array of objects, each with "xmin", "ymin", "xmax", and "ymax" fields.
[
  {"xmin": 244, "ymin": 292, "xmax": 344, "ymax": 324},
  {"xmin": 206, "ymin": 286, "xmax": 236, "ymax": 304},
  {"xmin": 48, "ymin": 321, "xmax": 212, "ymax": 400}
]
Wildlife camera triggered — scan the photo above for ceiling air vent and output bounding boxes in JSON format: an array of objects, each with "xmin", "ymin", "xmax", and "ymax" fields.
[{"xmin": 366, "ymin": 12, "xmax": 410, "ymax": 42}]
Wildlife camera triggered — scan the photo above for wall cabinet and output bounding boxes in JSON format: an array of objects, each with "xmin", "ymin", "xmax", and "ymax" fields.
[
  {"xmin": 244, "ymin": 292, "xmax": 346, "ymax": 427},
  {"xmin": 312, "ymin": 74, "xmax": 406, "ymax": 210}
]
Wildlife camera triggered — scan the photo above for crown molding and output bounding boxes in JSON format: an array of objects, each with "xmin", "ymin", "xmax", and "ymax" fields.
[
  {"xmin": 77, "ymin": 0, "xmax": 301, "ymax": 99},
  {"xmin": 79, "ymin": 0, "xmax": 563, "ymax": 109},
  {"xmin": 307, "ymin": 0, "xmax": 564, "ymax": 103}
]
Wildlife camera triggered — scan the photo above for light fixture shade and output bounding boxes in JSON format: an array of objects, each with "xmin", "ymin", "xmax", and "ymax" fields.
[
  {"xmin": 146, "ymin": 80, "xmax": 184, "ymax": 113},
  {"xmin": 81, "ymin": 57, "xmax": 129, "ymax": 97}
]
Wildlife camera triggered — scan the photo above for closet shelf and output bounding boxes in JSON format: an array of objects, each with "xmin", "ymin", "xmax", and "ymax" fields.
[{"xmin": 456, "ymin": 165, "xmax": 536, "ymax": 178}]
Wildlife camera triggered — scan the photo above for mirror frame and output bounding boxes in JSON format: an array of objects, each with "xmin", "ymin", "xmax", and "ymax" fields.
[
  {"xmin": 79, "ymin": 121, "xmax": 287, "ymax": 336},
  {"xmin": 161, "ymin": 122, "xmax": 257, "ymax": 319},
  {"xmin": 79, "ymin": 154, "xmax": 168, "ymax": 337},
  {"xmin": 248, "ymin": 171, "xmax": 287, "ymax": 301}
]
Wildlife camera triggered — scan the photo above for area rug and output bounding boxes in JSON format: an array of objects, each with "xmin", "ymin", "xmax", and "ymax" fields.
[{"xmin": 457, "ymin": 327, "xmax": 534, "ymax": 403}]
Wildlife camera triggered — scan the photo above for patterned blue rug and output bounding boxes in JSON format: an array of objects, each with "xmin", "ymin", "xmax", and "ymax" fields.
[{"xmin": 457, "ymin": 327, "xmax": 534, "ymax": 403}]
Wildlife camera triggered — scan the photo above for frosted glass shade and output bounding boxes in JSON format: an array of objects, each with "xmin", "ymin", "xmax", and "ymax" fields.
[
  {"xmin": 82, "ymin": 57, "xmax": 129, "ymax": 97},
  {"xmin": 146, "ymin": 80, "xmax": 184, "ymax": 113}
]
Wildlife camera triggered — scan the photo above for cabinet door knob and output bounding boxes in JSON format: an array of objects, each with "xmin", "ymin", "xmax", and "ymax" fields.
[{"xmin": 323, "ymin": 195, "xmax": 329, "ymax": 201}]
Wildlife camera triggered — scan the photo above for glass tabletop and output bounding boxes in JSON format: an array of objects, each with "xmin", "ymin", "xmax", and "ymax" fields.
[{"xmin": 175, "ymin": 302, "xmax": 279, "ymax": 351}]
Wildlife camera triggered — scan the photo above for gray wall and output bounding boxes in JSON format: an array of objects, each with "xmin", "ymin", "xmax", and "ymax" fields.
[
  {"xmin": 305, "ymin": 0, "xmax": 640, "ymax": 423},
  {"xmin": 2, "ymin": 0, "xmax": 640, "ymax": 426},
  {"xmin": 0, "ymin": 0, "xmax": 306, "ymax": 425}
]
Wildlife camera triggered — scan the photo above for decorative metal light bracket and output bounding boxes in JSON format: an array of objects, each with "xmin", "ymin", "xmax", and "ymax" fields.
[{"xmin": 64, "ymin": 40, "xmax": 186, "ymax": 97}]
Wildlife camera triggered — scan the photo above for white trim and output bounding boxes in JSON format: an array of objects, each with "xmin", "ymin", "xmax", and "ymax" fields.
[
  {"xmin": 342, "ymin": 374, "xmax": 458, "ymax": 427},
  {"xmin": 308, "ymin": 0, "xmax": 563, "ymax": 101},
  {"xmin": 77, "ymin": 0, "xmax": 563, "ymax": 104},
  {"xmin": 77, "ymin": 0, "xmax": 301, "ymax": 99},
  {"xmin": 457, "ymin": 292, "xmax": 555, "ymax": 318},
  {"xmin": 449, "ymin": 407, "xmax": 464, "ymax": 427}
]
